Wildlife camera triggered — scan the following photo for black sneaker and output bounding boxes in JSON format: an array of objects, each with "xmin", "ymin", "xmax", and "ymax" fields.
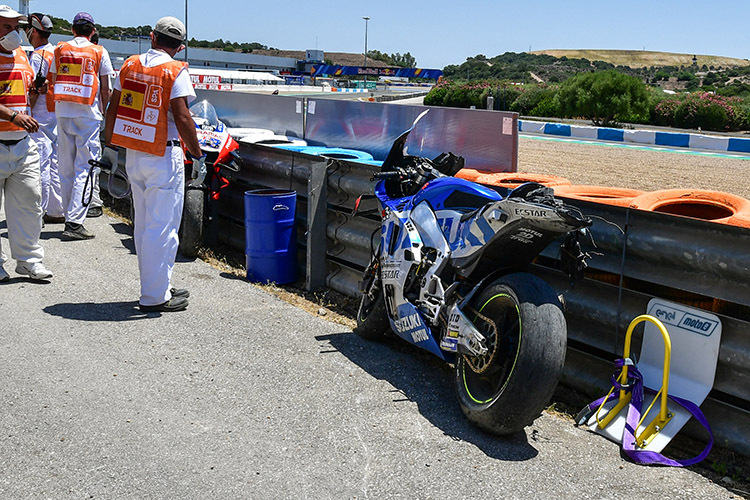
[
  {"xmin": 86, "ymin": 206, "xmax": 103, "ymax": 218},
  {"xmin": 62, "ymin": 222, "xmax": 95, "ymax": 240},
  {"xmin": 170, "ymin": 287, "xmax": 190, "ymax": 298},
  {"xmin": 43, "ymin": 213, "xmax": 66, "ymax": 224},
  {"xmin": 139, "ymin": 297, "xmax": 189, "ymax": 313}
]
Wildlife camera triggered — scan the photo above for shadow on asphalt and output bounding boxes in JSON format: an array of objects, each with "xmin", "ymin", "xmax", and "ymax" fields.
[
  {"xmin": 39, "ymin": 227, "xmax": 64, "ymax": 240},
  {"xmin": 44, "ymin": 301, "xmax": 152, "ymax": 321},
  {"xmin": 316, "ymin": 331, "xmax": 539, "ymax": 462},
  {"xmin": 110, "ymin": 222, "xmax": 135, "ymax": 253},
  {"xmin": 220, "ymin": 271, "xmax": 246, "ymax": 281}
]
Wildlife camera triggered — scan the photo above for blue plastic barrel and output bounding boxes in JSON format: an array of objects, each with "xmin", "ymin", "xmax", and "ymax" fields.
[{"xmin": 244, "ymin": 189, "xmax": 298, "ymax": 284}]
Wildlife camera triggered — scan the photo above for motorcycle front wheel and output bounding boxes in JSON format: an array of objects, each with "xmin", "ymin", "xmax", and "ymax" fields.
[
  {"xmin": 354, "ymin": 258, "xmax": 390, "ymax": 340},
  {"xmin": 455, "ymin": 272, "xmax": 566, "ymax": 435}
]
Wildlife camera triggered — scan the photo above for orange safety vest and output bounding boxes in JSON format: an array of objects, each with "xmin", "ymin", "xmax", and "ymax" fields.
[
  {"xmin": 0, "ymin": 49, "xmax": 33, "ymax": 133},
  {"xmin": 53, "ymin": 41, "xmax": 103, "ymax": 106},
  {"xmin": 110, "ymin": 55, "xmax": 187, "ymax": 156},
  {"xmin": 33, "ymin": 46, "xmax": 55, "ymax": 113}
]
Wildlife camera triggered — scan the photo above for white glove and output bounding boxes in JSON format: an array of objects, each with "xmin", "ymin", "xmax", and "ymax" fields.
[{"xmin": 190, "ymin": 153, "xmax": 208, "ymax": 185}]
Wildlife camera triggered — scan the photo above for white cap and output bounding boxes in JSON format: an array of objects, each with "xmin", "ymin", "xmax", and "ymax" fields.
[
  {"xmin": 154, "ymin": 16, "xmax": 186, "ymax": 42},
  {"xmin": 0, "ymin": 4, "xmax": 25, "ymax": 21}
]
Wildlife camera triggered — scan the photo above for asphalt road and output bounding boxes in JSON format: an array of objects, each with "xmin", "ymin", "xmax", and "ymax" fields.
[{"xmin": 0, "ymin": 212, "xmax": 739, "ymax": 499}]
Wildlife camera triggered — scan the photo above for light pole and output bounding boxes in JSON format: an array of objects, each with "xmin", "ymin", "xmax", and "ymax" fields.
[
  {"xmin": 184, "ymin": 0, "xmax": 188, "ymax": 62},
  {"xmin": 362, "ymin": 16, "xmax": 370, "ymax": 85}
]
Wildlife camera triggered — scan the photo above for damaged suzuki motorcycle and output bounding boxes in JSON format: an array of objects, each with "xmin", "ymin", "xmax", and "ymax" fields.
[{"xmin": 354, "ymin": 111, "xmax": 591, "ymax": 434}]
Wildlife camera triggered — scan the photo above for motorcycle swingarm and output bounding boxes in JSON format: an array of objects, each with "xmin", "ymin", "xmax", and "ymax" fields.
[{"xmin": 440, "ymin": 303, "xmax": 488, "ymax": 357}]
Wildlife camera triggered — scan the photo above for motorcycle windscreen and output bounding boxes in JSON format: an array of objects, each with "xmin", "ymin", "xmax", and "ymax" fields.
[{"xmin": 409, "ymin": 201, "xmax": 450, "ymax": 255}]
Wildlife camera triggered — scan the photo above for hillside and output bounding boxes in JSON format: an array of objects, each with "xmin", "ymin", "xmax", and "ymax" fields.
[
  {"xmin": 252, "ymin": 49, "xmax": 390, "ymax": 68},
  {"xmin": 531, "ymin": 49, "xmax": 750, "ymax": 69}
]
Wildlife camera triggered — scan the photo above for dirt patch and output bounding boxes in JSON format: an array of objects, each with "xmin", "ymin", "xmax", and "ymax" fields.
[{"xmin": 518, "ymin": 136, "xmax": 750, "ymax": 198}]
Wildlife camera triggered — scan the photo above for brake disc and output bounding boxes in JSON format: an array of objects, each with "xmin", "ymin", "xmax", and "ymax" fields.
[{"xmin": 462, "ymin": 305, "xmax": 498, "ymax": 374}]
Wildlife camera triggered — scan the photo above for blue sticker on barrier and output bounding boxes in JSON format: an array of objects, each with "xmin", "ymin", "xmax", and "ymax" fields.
[
  {"xmin": 544, "ymin": 123, "xmax": 571, "ymax": 136},
  {"xmin": 727, "ymin": 138, "xmax": 750, "ymax": 153},
  {"xmin": 597, "ymin": 128, "xmax": 624, "ymax": 142},
  {"xmin": 655, "ymin": 132, "xmax": 690, "ymax": 148}
]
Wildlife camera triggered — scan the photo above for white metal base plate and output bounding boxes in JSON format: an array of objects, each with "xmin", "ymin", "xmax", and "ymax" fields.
[{"xmin": 584, "ymin": 299, "xmax": 721, "ymax": 453}]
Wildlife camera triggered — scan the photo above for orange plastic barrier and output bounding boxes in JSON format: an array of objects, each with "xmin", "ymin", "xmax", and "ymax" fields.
[
  {"xmin": 455, "ymin": 168, "xmax": 492, "ymax": 182},
  {"xmin": 553, "ymin": 185, "xmax": 645, "ymax": 207},
  {"xmin": 475, "ymin": 172, "xmax": 572, "ymax": 189},
  {"xmin": 629, "ymin": 189, "xmax": 750, "ymax": 228}
]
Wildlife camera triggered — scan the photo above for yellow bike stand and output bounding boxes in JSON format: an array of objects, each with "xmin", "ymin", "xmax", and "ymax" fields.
[{"xmin": 581, "ymin": 299, "xmax": 721, "ymax": 454}]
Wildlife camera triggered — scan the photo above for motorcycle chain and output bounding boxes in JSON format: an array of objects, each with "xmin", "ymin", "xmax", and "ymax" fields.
[{"xmin": 460, "ymin": 304, "xmax": 499, "ymax": 375}]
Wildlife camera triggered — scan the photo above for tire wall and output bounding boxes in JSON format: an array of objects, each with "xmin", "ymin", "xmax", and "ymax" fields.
[
  {"xmin": 629, "ymin": 189, "xmax": 750, "ymax": 228},
  {"xmin": 553, "ymin": 185, "xmax": 645, "ymax": 207}
]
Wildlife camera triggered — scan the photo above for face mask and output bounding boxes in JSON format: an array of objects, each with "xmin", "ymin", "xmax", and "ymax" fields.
[{"xmin": 0, "ymin": 30, "xmax": 22, "ymax": 52}]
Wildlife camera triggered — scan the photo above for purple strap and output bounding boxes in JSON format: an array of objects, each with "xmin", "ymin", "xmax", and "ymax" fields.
[{"xmin": 585, "ymin": 359, "xmax": 713, "ymax": 467}]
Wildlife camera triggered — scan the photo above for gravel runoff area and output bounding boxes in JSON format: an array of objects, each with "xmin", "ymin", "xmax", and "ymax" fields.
[{"xmin": 518, "ymin": 135, "xmax": 750, "ymax": 198}]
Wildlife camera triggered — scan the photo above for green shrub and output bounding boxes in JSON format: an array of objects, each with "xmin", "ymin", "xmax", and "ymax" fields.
[
  {"xmin": 669, "ymin": 92, "xmax": 744, "ymax": 131},
  {"xmin": 653, "ymin": 97, "xmax": 680, "ymax": 127},
  {"xmin": 530, "ymin": 96, "xmax": 559, "ymax": 117},
  {"xmin": 426, "ymin": 81, "xmax": 493, "ymax": 109},
  {"xmin": 495, "ymin": 85, "xmax": 523, "ymax": 111},
  {"xmin": 555, "ymin": 70, "xmax": 650, "ymax": 126},
  {"xmin": 510, "ymin": 85, "xmax": 557, "ymax": 115},
  {"xmin": 423, "ymin": 80, "xmax": 452, "ymax": 106}
]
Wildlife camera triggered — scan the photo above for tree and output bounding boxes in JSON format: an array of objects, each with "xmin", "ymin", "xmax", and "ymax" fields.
[{"xmin": 555, "ymin": 70, "xmax": 650, "ymax": 126}]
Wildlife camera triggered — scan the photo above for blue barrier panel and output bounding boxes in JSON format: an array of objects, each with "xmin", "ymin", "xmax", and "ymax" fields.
[
  {"xmin": 597, "ymin": 128, "xmax": 624, "ymax": 142},
  {"xmin": 544, "ymin": 123, "xmax": 571, "ymax": 136},
  {"xmin": 274, "ymin": 145, "xmax": 374, "ymax": 161},
  {"xmin": 655, "ymin": 132, "xmax": 690, "ymax": 148},
  {"xmin": 728, "ymin": 138, "xmax": 750, "ymax": 153}
]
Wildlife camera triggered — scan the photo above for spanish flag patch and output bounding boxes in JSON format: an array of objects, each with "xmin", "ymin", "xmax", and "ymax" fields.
[
  {"xmin": 0, "ymin": 71, "xmax": 27, "ymax": 105},
  {"xmin": 57, "ymin": 55, "xmax": 83, "ymax": 83},
  {"xmin": 118, "ymin": 79, "xmax": 147, "ymax": 121}
]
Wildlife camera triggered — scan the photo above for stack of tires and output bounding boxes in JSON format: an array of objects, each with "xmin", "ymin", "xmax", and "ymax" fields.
[{"xmin": 463, "ymin": 169, "xmax": 750, "ymax": 228}]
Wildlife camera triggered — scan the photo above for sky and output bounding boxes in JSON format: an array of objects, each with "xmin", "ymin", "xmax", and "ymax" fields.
[{"xmin": 18, "ymin": 0, "xmax": 750, "ymax": 69}]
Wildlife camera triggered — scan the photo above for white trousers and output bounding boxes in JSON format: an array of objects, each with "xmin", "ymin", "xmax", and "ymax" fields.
[
  {"xmin": 0, "ymin": 137, "xmax": 43, "ymax": 266},
  {"xmin": 126, "ymin": 146, "xmax": 185, "ymax": 306},
  {"xmin": 57, "ymin": 116, "xmax": 102, "ymax": 224},
  {"xmin": 32, "ymin": 121, "xmax": 64, "ymax": 217}
]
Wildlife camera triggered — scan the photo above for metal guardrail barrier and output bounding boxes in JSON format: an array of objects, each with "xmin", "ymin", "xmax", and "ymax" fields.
[
  {"xmin": 212, "ymin": 147, "xmax": 750, "ymax": 457},
  {"xmin": 101, "ymin": 94, "xmax": 750, "ymax": 457}
]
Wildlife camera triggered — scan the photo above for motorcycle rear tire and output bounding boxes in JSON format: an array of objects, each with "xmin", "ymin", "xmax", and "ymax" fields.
[
  {"xmin": 179, "ymin": 188, "xmax": 204, "ymax": 258},
  {"xmin": 354, "ymin": 259, "xmax": 390, "ymax": 340},
  {"xmin": 455, "ymin": 272, "xmax": 566, "ymax": 435}
]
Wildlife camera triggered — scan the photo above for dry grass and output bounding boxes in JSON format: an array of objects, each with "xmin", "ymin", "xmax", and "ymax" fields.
[
  {"xmin": 198, "ymin": 245, "xmax": 358, "ymax": 329},
  {"xmin": 531, "ymin": 49, "xmax": 750, "ymax": 69}
]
